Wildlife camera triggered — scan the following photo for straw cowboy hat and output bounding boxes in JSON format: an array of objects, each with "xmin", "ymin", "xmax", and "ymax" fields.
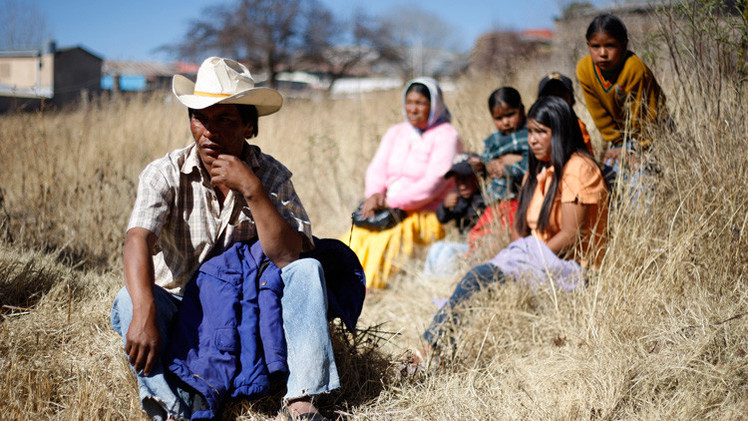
[{"xmin": 172, "ymin": 57, "xmax": 282, "ymax": 116}]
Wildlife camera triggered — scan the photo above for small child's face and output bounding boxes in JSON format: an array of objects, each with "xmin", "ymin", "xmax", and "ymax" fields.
[
  {"xmin": 491, "ymin": 103, "xmax": 525, "ymax": 135},
  {"xmin": 454, "ymin": 174, "xmax": 479, "ymax": 199},
  {"xmin": 587, "ymin": 31, "xmax": 626, "ymax": 71}
]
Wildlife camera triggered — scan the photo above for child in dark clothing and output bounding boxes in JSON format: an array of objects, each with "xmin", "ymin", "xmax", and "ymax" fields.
[
  {"xmin": 425, "ymin": 153, "xmax": 486, "ymax": 277},
  {"xmin": 436, "ymin": 154, "xmax": 486, "ymax": 234}
]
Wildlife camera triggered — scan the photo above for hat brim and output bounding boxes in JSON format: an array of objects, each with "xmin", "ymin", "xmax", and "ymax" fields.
[
  {"xmin": 172, "ymin": 74, "xmax": 283, "ymax": 116},
  {"xmin": 444, "ymin": 169, "xmax": 475, "ymax": 179}
]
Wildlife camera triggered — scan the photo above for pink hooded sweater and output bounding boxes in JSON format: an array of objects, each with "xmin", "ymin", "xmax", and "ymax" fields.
[{"xmin": 364, "ymin": 77, "xmax": 463, "ymax": 211}]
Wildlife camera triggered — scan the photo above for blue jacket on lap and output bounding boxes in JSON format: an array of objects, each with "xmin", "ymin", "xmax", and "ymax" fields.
[
  {"xmin": 165, "ymin": 237, "xmax": 366, "ymax": 420},
  {"xmin": 166, "ymin": 240, "xmax": 285, "ymax": 420}
]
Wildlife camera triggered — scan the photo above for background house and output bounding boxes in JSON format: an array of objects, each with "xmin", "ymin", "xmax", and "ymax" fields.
[
  {"xmin": 0, "ymin": 40, "xmax": 102, "ymax": 112},
  {"xmin": 101, "ymin": 61, "xmax": 179, "ymax": 92}
]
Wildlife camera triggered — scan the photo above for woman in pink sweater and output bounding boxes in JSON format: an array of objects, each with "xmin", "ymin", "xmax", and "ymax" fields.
[{"xmin": 350, "ymin": 77, "xmax": 463, "ymax": 288}]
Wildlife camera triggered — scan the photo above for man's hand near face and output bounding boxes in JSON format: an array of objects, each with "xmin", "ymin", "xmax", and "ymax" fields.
[
  {"xmin": 209, "ymin": 154, "xmax": 261, "ymax": 199},
  {"xmin": 442, "ymin": 191, "xmax": 460, "ymax": 209},
  {"xmin": 211, "ymin": 153, "xmax": 301, "ymax": 268}
]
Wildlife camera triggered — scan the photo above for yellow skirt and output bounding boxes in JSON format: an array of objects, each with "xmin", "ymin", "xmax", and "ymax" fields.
[{"xmin": 344, "ymin": 211, "xmax": 445, "ymax": 289}]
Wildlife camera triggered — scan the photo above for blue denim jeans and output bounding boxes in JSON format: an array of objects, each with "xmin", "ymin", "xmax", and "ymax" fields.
[
  {"xmin": 280, "ymin": 258, "xmax": 340, "ymax": 400},
  {"xmin": 110, "ymin": 286, "xmax": 190, "ymax": 420},
  {"xmin": 111, "ymin": 257, "xmax": 340, "ymax": 419},
  {"xmin": 423, "ymin": 263, "xmax": 504, "ymax": 347}
]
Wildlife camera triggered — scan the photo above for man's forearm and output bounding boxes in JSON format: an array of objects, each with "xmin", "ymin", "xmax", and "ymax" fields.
[
  {"xmin": 243, "ymin": 188, "xmax": 302, "ymax": 268},
  {"xmin": 122, "ymin": 227, "xmax": 163, "ymax": 375},
  {"xmin": 123, "ymin": 228, "xmax": 158, "ymax": 314},
  {"xmin": 209, "ymin": 154, "xmax": 303, "ymax": 268}
]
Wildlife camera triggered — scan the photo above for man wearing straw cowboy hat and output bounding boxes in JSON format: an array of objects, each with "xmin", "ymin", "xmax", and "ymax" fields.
[{"xmin": 111, "ymin": 57, "xmax": 338, "ymax": 420}]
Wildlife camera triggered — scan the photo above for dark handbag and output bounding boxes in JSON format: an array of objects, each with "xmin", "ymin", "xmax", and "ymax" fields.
[{"xmin": 352, "ymin": 202, "xmax": 407, "ymax": 231}]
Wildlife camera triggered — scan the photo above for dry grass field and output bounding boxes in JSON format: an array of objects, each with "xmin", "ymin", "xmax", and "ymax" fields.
[{"xmin": 0, "ymin": 5, "xmax": 746, "ymax": 420}]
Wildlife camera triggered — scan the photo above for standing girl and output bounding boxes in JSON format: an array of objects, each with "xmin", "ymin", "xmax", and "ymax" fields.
[
  {"xmin": 422, "ymin": 96, "xmax": 608, "ymax": 349},
  {"xmin": 576, "ymin": 14, "xmax": 667, "ymax": 176}
]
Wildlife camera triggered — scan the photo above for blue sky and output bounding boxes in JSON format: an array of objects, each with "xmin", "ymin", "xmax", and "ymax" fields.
[{"xmin": 34, "ymin": 0, "xmax": 612, "ymax": 61}]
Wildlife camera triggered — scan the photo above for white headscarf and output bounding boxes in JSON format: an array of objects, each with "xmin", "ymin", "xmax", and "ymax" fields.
[{"xmin": 402, "ymin": 77, "xmax": 452, "ymax": 131}]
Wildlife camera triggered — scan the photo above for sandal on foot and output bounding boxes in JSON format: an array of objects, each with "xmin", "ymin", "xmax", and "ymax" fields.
[{"xmin": 390, "ymin": 351, "xmax": 425, "ymax": 380}]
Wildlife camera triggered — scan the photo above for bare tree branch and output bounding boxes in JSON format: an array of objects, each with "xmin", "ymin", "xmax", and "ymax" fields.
[
  {"xmin": 0, "ymin": 0, "xmax": 51, "ymax": 50},
  {"xmin": 160, "ymin": 0, "xmax": 429, "ymax": 89}
]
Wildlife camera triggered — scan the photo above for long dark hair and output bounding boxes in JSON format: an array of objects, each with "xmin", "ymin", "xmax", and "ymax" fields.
[
  {"xmin": 514, "ymin": 96, "xmax": 595, "ymax": 235},
  {"xmin": 585, "ymin": 14, "xmax": 629, "ymax": 45}
]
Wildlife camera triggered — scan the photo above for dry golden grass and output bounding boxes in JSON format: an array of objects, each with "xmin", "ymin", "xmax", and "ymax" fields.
[{"xmin": 0, "ymin": 7, "xmax": 746, "ymax": 419}]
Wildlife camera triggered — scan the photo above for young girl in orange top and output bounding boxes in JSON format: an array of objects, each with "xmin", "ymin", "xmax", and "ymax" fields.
[
  {"xmin": 576, "ymin": 14, "xmax": 667, "ymax": 178},
  {"xmin": 423, "ymin": 96, "xmax": 608, "ymax": 348}
]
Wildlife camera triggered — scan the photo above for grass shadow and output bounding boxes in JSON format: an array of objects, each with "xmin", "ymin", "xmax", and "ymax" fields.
[
  {"xmin": 221, "ymin": 322, "xmax": 398, "ymax": 420},
  {"xmin": 0, "ymin": 251, "xmax": 69, "ymax": 311}
]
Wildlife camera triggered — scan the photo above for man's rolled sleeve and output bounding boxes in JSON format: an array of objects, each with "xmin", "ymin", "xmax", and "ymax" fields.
[
  {"xmin": 270, "ymin": 178, "xmax": 313, "ymax": 249},
  {"xmin": 127, "ymin": 164, "xmax": 174, "ymax": 239}
]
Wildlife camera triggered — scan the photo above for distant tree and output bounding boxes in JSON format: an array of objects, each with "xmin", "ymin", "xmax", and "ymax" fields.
[
  {"xmin": 559, "ymin": 1, "xmax": 595, "ymax": 19},
  {"xmin": 0, "ymin": 0, "xmax": 50, "ymax": 50},
  {"xmin": 167, "ymin": 0, "xmax": 317, "ymax": 88},
  {"xmin": 166, "ymin": 0, "xmax": 402, "ymax": 90},
  {"xmin": 296, "ymin": 9, "xmax": 402, "ymax": 91},
  {"xmin": 470, "ymin": 30, "xmax": 525, "ymax": 76},
  {"xmin": 469, "ymin": 29, "xmax": 552, "ymax": 76},
  {"xmin": 382, "ymin": 4, "xmax": 462, "ymax": 51}
]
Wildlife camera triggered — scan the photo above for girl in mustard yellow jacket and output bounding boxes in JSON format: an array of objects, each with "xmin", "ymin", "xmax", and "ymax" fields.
[{"xmin": 576, "ymin": 14, "xmax": 667, "ymax": 176}]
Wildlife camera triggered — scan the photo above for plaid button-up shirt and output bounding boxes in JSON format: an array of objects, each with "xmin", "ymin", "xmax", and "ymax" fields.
[
  {"xmin": 480, "ymin": 126, "xmax": 530, "ymax": 182},
  {"xmin": 128, "ymin": 143, "xmax": 312, "ymax": 295},
  {"xmin": 479, "ymin": 126, "xmax": 530, "ymax": 201}
]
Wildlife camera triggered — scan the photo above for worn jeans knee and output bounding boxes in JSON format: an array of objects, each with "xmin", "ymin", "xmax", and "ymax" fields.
[
  {"xmin": 280, "ymin": 258, "xmax": 340, "ymax": 399},
  {"xmin": 423, "ymin": 241, "xmax": 470, "ymax": 277}
]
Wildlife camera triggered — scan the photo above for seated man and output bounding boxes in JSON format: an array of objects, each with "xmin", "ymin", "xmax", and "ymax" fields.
[{"xmin": 110, "ymin": 57, "xmax": 338, "ymax": 420}]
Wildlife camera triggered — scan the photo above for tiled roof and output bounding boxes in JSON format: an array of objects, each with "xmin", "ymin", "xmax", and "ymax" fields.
[{"xmin": 103, "ymin": 60, "xmax": 177, "ymax": 76}]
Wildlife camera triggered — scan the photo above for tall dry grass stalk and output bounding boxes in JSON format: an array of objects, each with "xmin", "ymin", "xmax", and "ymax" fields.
[
  {"xmin": 0, "ymin": 2, "xmax": 746, "ymax": 418},
  {"xmin": 0, "ymin": 93, "xmax": 191, "ymax": 269}
]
